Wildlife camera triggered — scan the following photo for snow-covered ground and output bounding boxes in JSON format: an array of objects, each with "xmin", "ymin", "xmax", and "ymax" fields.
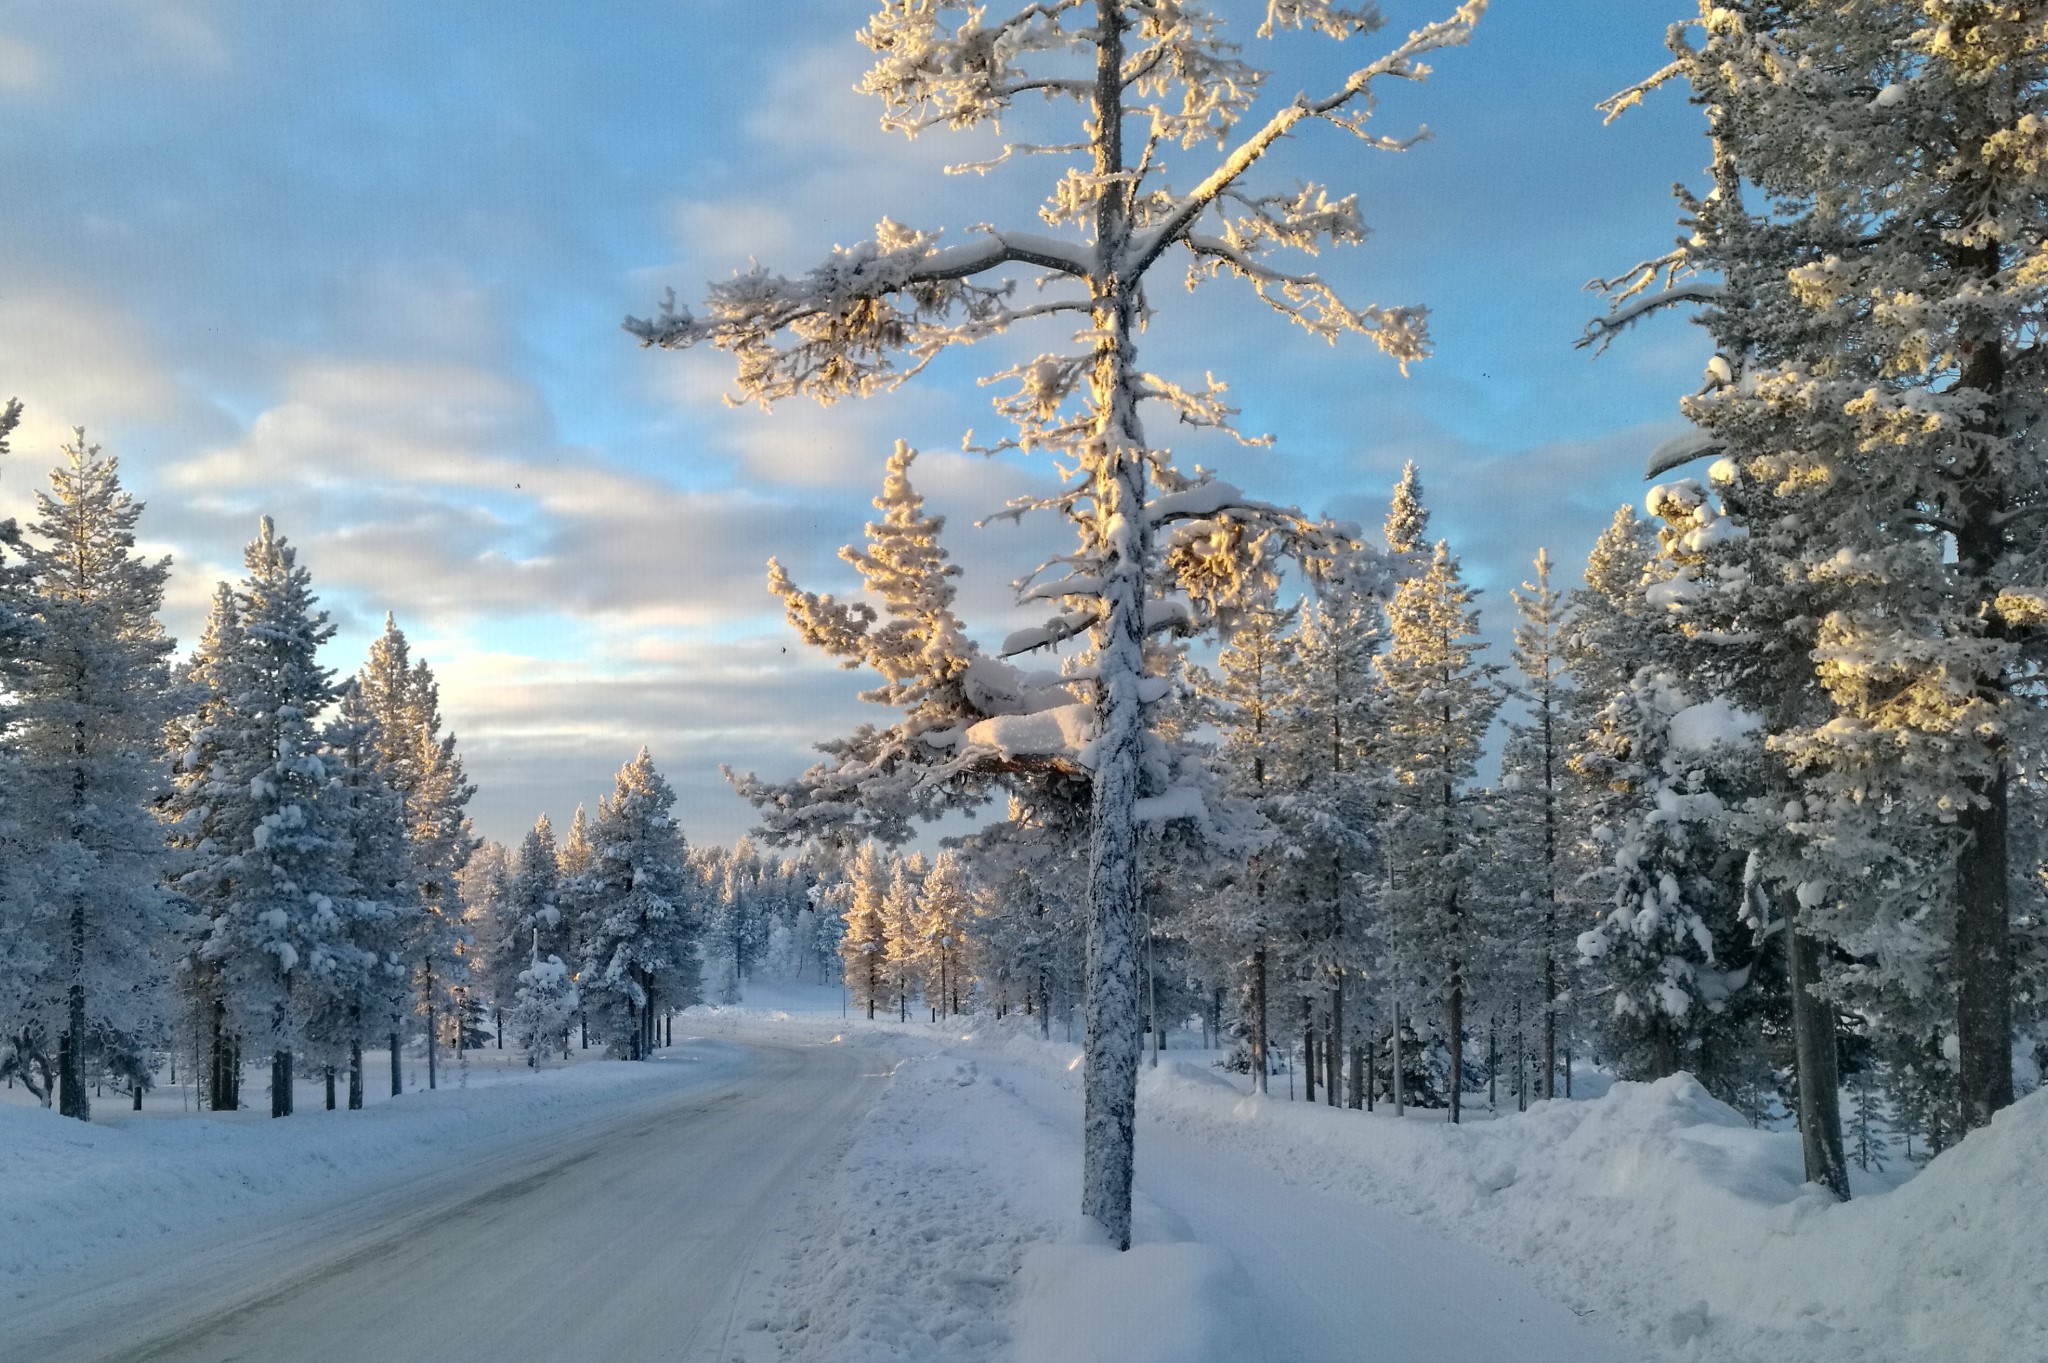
[
  {"xmin": 8, "ymin": 985, "xmax": 2042, "ymax": 1363},
  {"xmin": 695, "ymin": 988, "xmax": 2048, "ymax": 1363}
]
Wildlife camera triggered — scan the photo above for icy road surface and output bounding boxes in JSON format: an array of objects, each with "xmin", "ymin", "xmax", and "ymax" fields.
[{"xmin": 7, "ymin": 1036, "xmax": 885, "ymax": 1363}]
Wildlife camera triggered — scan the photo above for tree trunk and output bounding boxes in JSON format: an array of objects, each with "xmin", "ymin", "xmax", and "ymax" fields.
[
  {"xmin": 425, "ymin": 956, "xmax": 438, "ymax": 1091},
  {"xmin": 1325, "ymin": 982, "xmax": 1341, "ymax": 1108},
  {"xmin": 1364, "ymin": 1013, "xmax": 1375, "ymax": 1111},
  {"xmin": 325, "ymin": 1065, "xmax": 336, "ymax": 1111},
  {"xmin": 60, "ymin": 895, "xmax": 89, "ymax": 1121},
  {"xmin": 211, "ymin": 997, "xmax": 236, "ymax": 1112},
  {"xmin": 1303, "ymin": 998, "xmax": 1317, "ymax": 1104},
  {"xmin": 389, "ymin": 1029, "xmax": 402, "ymax": 1097},
  {"xmin": 1391, "ymin": 997, "xmax": 1405, "ymax": 1116},
  {"xmin": 271, "ymin": 1048, "xmax": 293, "ymax": 1118},
  {"xmin": 1516, "ymin": 1004, "xmax": 1528, "ymax": 1113},
  {"xmin": 495, "ymin": 1006, "xmax": 503, "ymax": 1050},
  {"xmin": 1487, "ymin": 1018, "xmax": 1498, "ymax": 1110},
  {"xmin": 1250, "ymin": 947, "xmax": 1269, "ymax": 1096},
  {"xmin": 1953, "ymin": 232, "xmax": 2014, "ymax": 1134},
  {"xmin": 1786, "ymin": 920, "xmax": 1851, "ymax": 1199},
  {"xmin": 1955, "ymin": 764, "xmax": 2013, "ymax": 1130},
  {"xmin": 349, "ymin": 1037, "xmax": 364, "ymax": 1110}
]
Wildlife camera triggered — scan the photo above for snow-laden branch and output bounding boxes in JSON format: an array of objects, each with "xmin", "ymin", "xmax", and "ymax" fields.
[
  {"xmin": 1124, "ymin": 1, "xmax": 1486, "ymax": 284},
  {"xmin": 624, "ymin": 223, "xmax": 1091, "ymax": 405},
  {"xmin": 859, "ymin": 0, "xmax": 1095, "ymax": 136}
]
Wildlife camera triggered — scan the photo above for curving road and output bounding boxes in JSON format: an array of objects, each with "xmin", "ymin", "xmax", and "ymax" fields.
[{"xmin": 8, "ymin": 1037, "xmax": 884, "ymax": 1363}]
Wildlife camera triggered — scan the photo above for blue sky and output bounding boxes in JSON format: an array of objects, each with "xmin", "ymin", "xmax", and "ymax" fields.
[{"xmin": 0, "ymin": 1, "xmax": 1711, "ymax": 846}]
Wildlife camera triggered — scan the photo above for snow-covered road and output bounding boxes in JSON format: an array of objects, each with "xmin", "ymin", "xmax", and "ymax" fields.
[{"xmin": 7, "ymin": 1035, "xmax": 886, "ymax": 1363}]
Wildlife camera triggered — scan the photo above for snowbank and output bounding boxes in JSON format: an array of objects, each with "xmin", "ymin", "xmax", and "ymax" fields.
[
  {"xmin": 0, "ymin": 1043, "xmax": 740, "ymax": 1295},
  {"xmin": 977, "ymin": 1026, "xmax": 2045, "ymax": 1363},
  {"xmin": 731, "ymin": 1048, "xmax": 1069, "ymax": 1362}
]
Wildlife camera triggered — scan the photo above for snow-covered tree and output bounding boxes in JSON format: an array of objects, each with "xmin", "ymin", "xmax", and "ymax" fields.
[
  {"xmin": 315, "ymin": 681, "xmax": 417, "ymax": 1108},
  {"xmin": 1592, "ymin": 0, "xmax": 2048, "ymax": 1134},
  {"xmin": 1378, "ymin": 539, "xmax": 1500, "ymax": 1124},
  {"xmin": 358, "ymin": 615, "xmax": 478, "ymax": 1089},
  {"xmin": 1189, "ymin": 598, "xmax": 1297, "ymax": 1093},
  {"xmin": 173, "ymin": 518, "xmax": 345, "ymax": 1118},
  {"xmin": 506, "ymin": 815, "xmax": 565, "ymax": 982},
  {"xmin": 963, "ymin": 805, "xmax": 1089, "ymax": 1036},
  {"xmin": 1273, "ymin": 579, "xmax": 1385, "ymax": 1107},
  {"xmin": 882, "ymin": 853, "xmax": 924, "ymax": 1021},
  {"xmin": 650, "ymin": 0, "xmax": 1483, "ymax": 1249},
  {"xmin": 509, "ymin": 948, "xmax": 577, "ymax": 1068},
  {"xmin": 1572, "ymin": 665, "xmax": 1761, "ymax": 1096},
  {"xmin": 838, "ymin": 841, "xmax": 893, "ymax": 1020},
  {"xmin": 573, "ymin": 749, "xmax": 699, "ymax": 1058},
  {"xmin": 4, "ymin": 434, "xmax": 180, "ymax": 1119},
  {"xmin": 914, "ymin": 850, "xmax": 976, "ymax": 1016},
  {"xmin": 462, "ymin": 840, "xmax": 518, "ymax": 1047},
  {"xmin": 1496, "ymin": 549, "xmax": 1570, "ymax": 1098}
]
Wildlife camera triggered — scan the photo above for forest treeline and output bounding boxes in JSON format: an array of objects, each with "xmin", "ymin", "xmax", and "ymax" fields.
[{"xmin": 0, "ymin": 409, "xmax": 708, "ymax": 1119}]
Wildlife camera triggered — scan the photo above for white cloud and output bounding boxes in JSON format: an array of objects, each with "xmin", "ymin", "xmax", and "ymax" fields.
[{"xmin": 0, "ymin": 33, "xmax": 46, "ymax": 94}]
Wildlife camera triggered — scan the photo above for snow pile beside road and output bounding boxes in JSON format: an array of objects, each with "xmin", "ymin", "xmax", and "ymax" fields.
[
  {"xmin": 0, "ymin": 1045, "xmax": 736, "ymax": 1295},
  {"xmin": 741, "ymin": 1035, "xmax": 1253, "ymax": 1363},
  {"xmin": 985, "ymin": 1028, "xmax": 2046, "ymax": 1363},
  {"xmin": 746, "ymin": 1047, "xmax": 1065, "ymax": 1362}
]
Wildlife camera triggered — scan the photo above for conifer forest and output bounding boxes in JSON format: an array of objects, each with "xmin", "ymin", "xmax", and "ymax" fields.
[{"xmin": 1, "ymin": 4, "xmax": 2044, "ymax": 1362}]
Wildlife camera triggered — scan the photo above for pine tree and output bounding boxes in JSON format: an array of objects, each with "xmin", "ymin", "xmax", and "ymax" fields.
[
  {"xmin": 314, "ymin": 682, "xmax": 416, "ymax": 1107},
  {"xmin": 838, "ymin": 842, "xmax": 891, "ymax": 1020},
  {"xmin": 572, "ymin": 749, "xmax": 699, "ymax": 1058},
  {"xmin": 915, "ymin": 851, "xmax": 976, "ymax": 1016},
  {"xmin": 0, "ymin": 399, "xmax": 42, "ymax": 1102},
  {"xmin": 1502, "ymin": 549, "xmax": 1570, "ymax": 1099},
  {"xmin": 1272, "ymin": 583, "xmax": 1385, "ymax": 1109},
  {"xmin": 1383, "ymin": 461, "xmax": 1431, "ymax": 571},
  {"xmin": 657, "ymin": 0, "xmax": 1486, "ymax": 1250},
  {"xmin": 1378, "ymin": 539, "xmax": 1501, "ymax": 1124},
  {"xmin": 501, "ymin": 815, "xmax": 565, "ymax": 997},
  {"xmin": 358, "ymin": 615, "xmax": 478, "ymax": 1089},
  {"xmin": 882, "ymin": 854, "xmax": 923, "ymax": 1022},
  {"xmin": 1189, "ymin": 598, "xmax": 1297, "ymax": 1094},
  {"xmin": 7, "ymin": 434, "xmax": 180, "ymax": 1120},
  {"xmin": 175, "ymin": 519, "xmax": 344, "ymax": 1118},
  {"xmin": 509, "ymin": 948, "xmax": 578, "ymax": 1068},
  {"xmin": 463, "ymin": 840, "xmax": 519, "ymax": 1048},
  {"xmin": 1595, "ymin": 0, "xmax": 2048, "ymax": 1135}
]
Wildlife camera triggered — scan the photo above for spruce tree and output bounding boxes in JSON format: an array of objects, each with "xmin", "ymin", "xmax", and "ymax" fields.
[
  {"xmin": 358, "ymin": 616, "xmax": 477, "ymax": 1089},
  {"xmin": 1189, "ymin": 598, "xmax": 1297, "ymax": 1094},
  {"xmin": 176, "ymin": 519, "xmax": 344, "ymax": 1118},
  {"xmin": 1596, "ymin": 0, "xmax": 2048, "ymax": 1134},
  {"xmin": 838, "ymin": 841, "xmax": 891, "ymax": 1020},
  {"xmin": 1502, "ymin": 549, "xmax": 1570, "ymax": 1099},
  {"xmin": 915, "ymin": 851, "xmax": 976, "ymax": 1016},
  {"xmin": 10, "ymin": 434, "xmax": 179, "ymax": 1120},
  {"xmin": 572, "ymin": 749, "xmax": 698, "ymax": 1058},
  {"xmin": 1378, "ymin": 540, "xmax": 1501, "ymax": 1124}
]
